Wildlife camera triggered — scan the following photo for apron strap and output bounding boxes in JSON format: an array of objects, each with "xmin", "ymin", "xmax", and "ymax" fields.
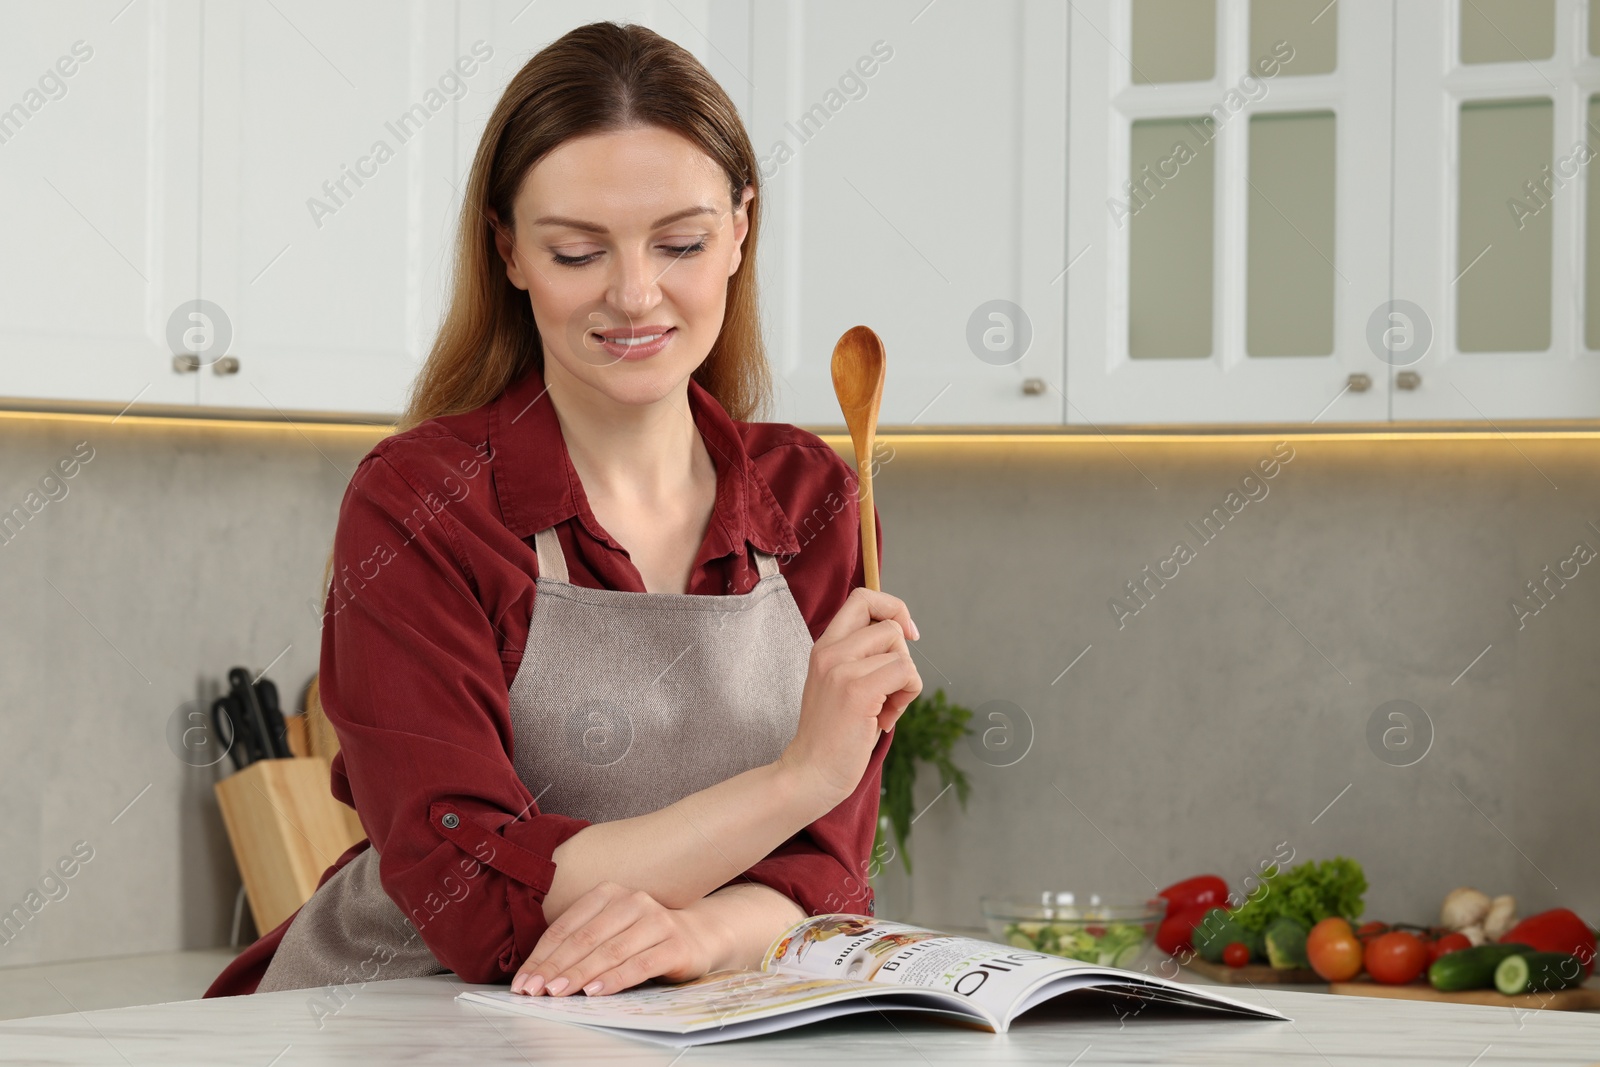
[
  {"xmin": 537, "ymin": 527, "xmax": 780, "ymax": 584},
  {"xmin": 532, "ymin": 527, "xmax": 568, "ymax": 583}
]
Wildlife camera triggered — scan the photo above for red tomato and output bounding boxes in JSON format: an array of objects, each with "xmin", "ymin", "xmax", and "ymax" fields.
[
  {"xmin": 1155, "ymin": 906, "xmax": 1209, "ymax": 956},
  {"xmin": 1307, "ymin": 917, "xmax": 1352, "ymax": 955},
  {"xmin": 1307, "ymin": 918, "xmax": 1363, "ymax": 982},
  {"xmin": 1365, "ymin": 931, "xmax": 1429, "ymax": 984},
  {"xmin": 1355, "ymin": 921, "xmax": 1389, "ymax": 941},
  {"xmin": 1428, "ymin": 932, "xmax": 1472, "ymax": 963},
  {"xmin": 1223, "ymin": 941, "xmax": 1250, "ymax": 968}
]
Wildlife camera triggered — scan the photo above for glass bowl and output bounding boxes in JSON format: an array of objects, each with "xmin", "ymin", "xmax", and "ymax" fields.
[{"xmin": 980, "ymin": 892, "xmax": 1166, "ymax": 968}]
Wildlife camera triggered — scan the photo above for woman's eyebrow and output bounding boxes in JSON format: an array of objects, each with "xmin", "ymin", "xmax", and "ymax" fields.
[{"xmin": 530, "ymin": 205, "xmax": 719, "ymax": 234}]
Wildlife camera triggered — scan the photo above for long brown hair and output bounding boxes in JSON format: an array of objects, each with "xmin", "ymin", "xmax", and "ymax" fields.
[
  {"xmin": 312, "ymin": 22, "xmax": 771, "ymax": 670},
  {"xmin": 401, "ymin": 19, "xmax": 771, "ymax": 430}
]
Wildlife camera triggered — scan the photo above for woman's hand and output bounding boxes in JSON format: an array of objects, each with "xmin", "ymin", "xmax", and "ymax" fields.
[
  {"xmin": 780, "ymin": 587, "xmax": 923, "ymax": 807},
  {"xmin": 512, "ymin": 881, "xmax": 732, "ymax": 997}
]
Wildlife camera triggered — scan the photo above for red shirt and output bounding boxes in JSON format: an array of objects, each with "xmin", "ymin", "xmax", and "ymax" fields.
[{"xmin": 205, "ymin": 363, "xmax": 887, "ymax": 996}]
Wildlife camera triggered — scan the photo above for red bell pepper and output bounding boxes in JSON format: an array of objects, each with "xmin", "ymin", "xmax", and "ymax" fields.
[
  {"xmin": 1156, "ymin": 905, "xmax": 1210, "ymax": 955},
  {"xmin": 1498, "ymin": 908, "xmax": 1597, "ymax": 977},
  {"xmin": 1158, "ymin": 875, "xmax": 1229, "ymax": 916},
  {"xmin": 1154, "ymin": 876, "xmax": 1230, "ymax": 956}
]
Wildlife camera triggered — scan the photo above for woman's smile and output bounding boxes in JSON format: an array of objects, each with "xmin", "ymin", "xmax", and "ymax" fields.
[{"xmin": 591, "ymin": 324, "xmax": 677, "ymax": 362}]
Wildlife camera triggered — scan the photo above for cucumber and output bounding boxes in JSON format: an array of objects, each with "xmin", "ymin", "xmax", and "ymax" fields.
[
  {"xmin": 1494, "ymin": 952, "xmax": 1586, "ymax": 996},
  {"xmin": 1428, "ymin": 942, "xmax": 1533, "ymax": 992}
]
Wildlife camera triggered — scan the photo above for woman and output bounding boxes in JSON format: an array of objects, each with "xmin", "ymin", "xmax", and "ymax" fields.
[{"xmin": 204, "ymin": 21, "xmax": 921, "ymax": 1003}]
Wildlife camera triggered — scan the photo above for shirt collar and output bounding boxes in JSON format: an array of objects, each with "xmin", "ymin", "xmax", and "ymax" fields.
[{"xmin": 486, "ymin": 363, "xmax": 800, "ymax": 560}]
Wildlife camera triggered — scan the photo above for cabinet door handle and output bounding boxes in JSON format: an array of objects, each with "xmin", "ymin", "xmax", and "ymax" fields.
[
  {"xmin": 1396, "ymin": 371, "xmax": 1421, "ymax": 390},
  {"xmin": 172, "ymin": 354, "xmax": 201, "ymax": 374},
  {"xmin": 1021, "ymin": 377, "xmax": 1047, "ymax": 396},
  {"xmin": 213, "ymin": 357, "xmax": 241, "ymax": 376},
  {"xmin": 1346, "ymin": 373, "xmax": 1371, "ymax": 393}
]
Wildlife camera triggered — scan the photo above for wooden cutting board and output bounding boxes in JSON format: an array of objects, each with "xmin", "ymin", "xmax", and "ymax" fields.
[
  {"xmin": 1331, "ymin": 979, "xmax": 1600, "ymax": 1011},
  {"xmin": 1183, "ymin": 958, "xmax": 1322, "ymax": 984}
]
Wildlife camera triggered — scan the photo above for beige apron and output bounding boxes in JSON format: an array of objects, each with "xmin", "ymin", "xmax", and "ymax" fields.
[{"xmin": 257, "ymin": 526, "xmax": 813, "ymax": 994}]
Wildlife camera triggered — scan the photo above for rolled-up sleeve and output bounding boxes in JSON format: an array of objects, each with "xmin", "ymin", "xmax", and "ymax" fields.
[
  {"xmin": 725, "ymin": 474, "xmax": 892, "ymax": 918},
  {"xmin": 319, "ymin": 450, "xmax": 589, "ymax": 984}
]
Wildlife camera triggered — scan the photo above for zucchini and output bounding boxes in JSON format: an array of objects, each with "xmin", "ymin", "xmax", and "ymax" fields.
[
  {"xmin": 1428, "ymin": 942, "xmax": 1532, "ymax": 992},
  {"xmin": 1494, "ymin": 952, "xmax": 1586, "ymax": 996}
]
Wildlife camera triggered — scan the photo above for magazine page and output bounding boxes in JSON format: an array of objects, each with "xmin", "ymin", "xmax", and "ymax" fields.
[
  {"xmin": 460, "ymin": 970, "xmax": 854, "ymax": 1030},
  {"xmin": 455, "ymin": 968, "xmax": 983, "ymax": 1047},
  {"xmin": 763, "ymin": 914, "xmax": 1289, "ymax": 1027},
  {"xmin": 455, "ymin": 914, "xmax": 1287, "ymax": 1045},
  {"xmin": 764, "ymin": 914, "xmax": 1097, "ymax": 1019}
]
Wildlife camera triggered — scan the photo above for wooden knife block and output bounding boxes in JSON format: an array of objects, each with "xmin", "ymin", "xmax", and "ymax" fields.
[{"xmin": 215, "ymin": 757, "xmax": 366, "ymax": 933}]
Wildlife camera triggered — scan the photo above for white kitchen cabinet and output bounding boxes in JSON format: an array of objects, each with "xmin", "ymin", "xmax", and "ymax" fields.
[
  {"xmin": 194, "ymin": 0, "xmax": 466, "ymax": 419},
  {"xmin": 0, "ymin": 0, "xmax": 202, "ymax": 411},
  {"xmin": 1390, "ymin": 0, "xmax": 1600, "ymax": 421},
  {"xmin": 458, "ymin": 0, "xmax": 1067, "ymax": 428},
  {"xmin": 4, "ymin": 0, "xmax": 1595, "ymax": 426},
  {"xmin": 746, "ymin": 0, "xmax": 1068, "ymax": 426},
  {"xmin": 1065, "ymin": 0, "xmax": 1396, "ymax": 426}
]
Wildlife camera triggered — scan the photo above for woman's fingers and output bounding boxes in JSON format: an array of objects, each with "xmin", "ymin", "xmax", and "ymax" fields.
[
  {"xmin": 515, "ymin": 881, "xmax": 631, "ymax": 994},
  {"xmin": 783, "ymin": 586, "xmax": 924, "ymax": 807},
  {"xmin": 579, "ymin": 936, "xmax": 688, "ymax": 998},
  {"xmin": 848, "ymin": 651, "xmax": 923, "ymax": 732},
  {"xmin": 515, "ymin": 887, "xmax": 711, "ymax": 999},
  {"xmin": 828, "ymin": 648, "xmax": 922, "ymax": 730},
  {"xmin": 819, "ymin": 587, "xmax": 918, "ymax": 646},
  {"xmin": 523, "ymin": 890, "xmax": 652, "ymax": 994},
  {"xmin": 824, "ymin": 618, "xmax": 911, "ymax": 667},
  {"xmin": 522, "ymin": 880, "xmax": 617, "ymax": 969},
  {"xmin": 544, "ymin": 910, "xmax": 676, "ymax": 997}
]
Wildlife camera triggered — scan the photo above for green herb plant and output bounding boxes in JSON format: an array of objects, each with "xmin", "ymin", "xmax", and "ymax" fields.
[{"xmin": 876, "ymin": 688, "xmax": 973, "ymax": 874}]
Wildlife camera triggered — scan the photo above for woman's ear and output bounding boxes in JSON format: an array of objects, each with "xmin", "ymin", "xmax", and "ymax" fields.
[
  {"xmin": 487, "ymin": 207, "xmax": 529, "ymax": 291},
  {"xmin": 728, "ymin": 184, "xmax": 755, "ymax": 277}
]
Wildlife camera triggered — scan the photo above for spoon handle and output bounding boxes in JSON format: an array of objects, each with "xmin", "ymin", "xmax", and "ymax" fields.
[{"xmin": 856, "ymin": 435, "xmax": 880, "ymax": 592}]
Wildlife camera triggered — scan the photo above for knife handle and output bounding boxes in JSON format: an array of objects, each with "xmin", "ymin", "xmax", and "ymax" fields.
[
  {"xmin": 254, "ymin": 677, "xmax": 291, "ymax": 758},
  {"xmin": 228, "ymin": 667, "xmax": 274, "ymax": 763},
  {"xmin": 211, "ymin": 695, "xmax": 251, "ymax": 771}
]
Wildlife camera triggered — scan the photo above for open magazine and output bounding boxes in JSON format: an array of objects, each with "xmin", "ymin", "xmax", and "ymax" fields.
[{"xmin": 455, "ymin": 914, "xmax": 1289, "ymax": 1047}]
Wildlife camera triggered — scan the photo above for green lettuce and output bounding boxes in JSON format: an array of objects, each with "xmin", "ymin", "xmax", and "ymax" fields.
[{"xmin": 1230, "ymin": 857, "xmax": 1366, "ymax": 934}]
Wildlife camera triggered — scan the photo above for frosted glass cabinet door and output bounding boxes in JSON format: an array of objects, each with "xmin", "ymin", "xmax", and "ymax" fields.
[
  {"xmin": 746, "ymin": 0, "xmax": 1068, "ymax": 427},
  {"xmin": 193, "ymin": 1, "xmax": 465, "ymax": 419},
  {"xmin": 0, "ymin": 1, "xmax": 202, "ymax": 411},
  {"xmin": 1390, "ymin": 0, "xmax": 1599, "ymax": 420},
  {"xmin": 1066, "ymin": 0, "xmax": 1395, "ymax": 425}
]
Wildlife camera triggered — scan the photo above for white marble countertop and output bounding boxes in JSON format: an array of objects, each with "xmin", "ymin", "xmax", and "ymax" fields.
[{"xmin": 2, "ymin": 971, "xmax": 1599, "ymax": 1066}]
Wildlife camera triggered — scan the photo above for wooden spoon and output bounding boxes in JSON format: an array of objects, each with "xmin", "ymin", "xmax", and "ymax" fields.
[{"xmin": 830, "ymin": 325, "xmax": 886, "ymax": 592}]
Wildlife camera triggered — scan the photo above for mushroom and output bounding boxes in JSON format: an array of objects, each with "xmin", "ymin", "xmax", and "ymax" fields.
[
  {"xmin": 1483, "ymin": 895, "xmax": 1517, "ymax": 940},
  {"xmin": 1460, "ymin": 922, "xmax": 1487, "ymax": 946},
  {"xmin": 1441, "ymin": 887, "xmax": 1491, "ymax": 932}
]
